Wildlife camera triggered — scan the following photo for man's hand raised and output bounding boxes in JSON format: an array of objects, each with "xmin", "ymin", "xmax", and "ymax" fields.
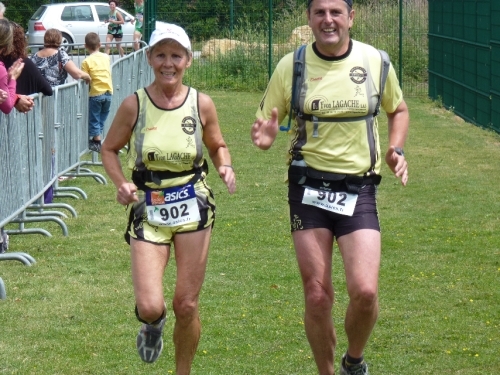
[{"xmin": 251, "ymin": 107, "xmax": 279, "ymax": 150}]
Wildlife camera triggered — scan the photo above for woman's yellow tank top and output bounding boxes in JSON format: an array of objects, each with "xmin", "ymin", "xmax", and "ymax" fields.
[{"xmin": 127, "ymin": 87, "xmax": 206, "ymax": 189}]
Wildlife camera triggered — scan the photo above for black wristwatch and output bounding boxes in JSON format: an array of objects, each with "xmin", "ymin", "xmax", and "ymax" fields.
[{"xmin": 394, "ymin": 147, "xmax": 405, "ymax": 156}]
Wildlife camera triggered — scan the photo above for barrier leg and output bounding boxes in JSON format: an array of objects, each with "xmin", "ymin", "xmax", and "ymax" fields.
[
  {"xmin": 74, "ymin": 165, "xmax": 107, "ymax": 185},
  {"xmin": 9, "ymin": 212, "xmax": 68, "ymax": 236},
  {"xmin": 0, "ymin": 253, "xmax": 33, "ymax": 266},
  {"xmin": 29, "ymin": 203, "xmax": 78, "ymax": 217},
  {"xmin": 27, "ymin": 211, "xmax": 68, "ymax": 219},
  {"xmin": 54, "ymin": 187, "xmax": 88, "ymax": 200},
  {"xmin": 0, "ymin": 277, "xmax": 6, "ymax": 299}
]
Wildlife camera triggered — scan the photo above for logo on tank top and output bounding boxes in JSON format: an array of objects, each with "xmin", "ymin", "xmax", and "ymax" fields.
[
  {"xmin": 144, "ymin": 148, "xmax": 192, "ymax": 164},
  {"xmin": 349, "ymin": 66, "xmax": 367, "ymax": 84},
  {"xmin": 181, "ymin": 116, "xmax": 197, "ymax": 135},
  {"xmin": 145, "ymin": 148, "xmax": 163, "ymax": 161}
]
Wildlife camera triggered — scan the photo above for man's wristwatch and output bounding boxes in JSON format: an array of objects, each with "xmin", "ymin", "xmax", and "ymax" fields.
[{"xmin": 394, "ymin": 147, "xmax": 405, "ymax": 156}]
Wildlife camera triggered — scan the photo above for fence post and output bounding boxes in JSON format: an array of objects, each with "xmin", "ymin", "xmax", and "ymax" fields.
[
  {"xmin": 399, "ymin": 0, "xmax": 403, "ymax": 89},
  {"xmin": 144, "ymin": 0, "xmax": 157, "ymax": 45},
  {"xmin": 268, "ymin": 0, "xmax": 273, "ymax": 79},
  {"xmin": 230, "ymin": 0, "xmax": 234, "ymax": 37}
]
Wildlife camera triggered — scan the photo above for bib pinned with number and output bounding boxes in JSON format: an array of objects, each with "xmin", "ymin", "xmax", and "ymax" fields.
[
  {"xmin": 302, "ymin": 187, "xmax": 358, "ymax": 216},
  {"xmin": 145, "ymin": 184, "xmax": 200, "ymax": 227}
]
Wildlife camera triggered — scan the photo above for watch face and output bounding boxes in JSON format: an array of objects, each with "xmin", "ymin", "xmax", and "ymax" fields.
[{"xmin": 395, "ymin": 147, "xmax": 404, "ymax": 156}]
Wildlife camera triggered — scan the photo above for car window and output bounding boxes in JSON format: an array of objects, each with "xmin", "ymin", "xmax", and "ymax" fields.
[
  {"xmin": 119, "ymin": 9, "xmax": 131, "ymax": 22},
  {"xmin": 95, "ymin": 5, "xmax": 129, "ymax": 22},
  {"xmin": 30, "ymin": 6, "xmax": 47, "ymax": 20},
  {"xmin": 95, "ymin": 5, "xmax": 110, "ymax": 22},
  {"xmin": 61, "ymin": 5, "xmax": 94, "ymax": 22}
]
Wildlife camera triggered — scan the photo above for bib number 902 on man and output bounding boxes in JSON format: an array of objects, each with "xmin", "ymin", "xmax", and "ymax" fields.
[
  {"xmin": 302, "ymin": 187, "xmax": 359, "ymax": 216},
  {"xmin": 317, "ymin": 191, "xmax": 347, "ymax": 205}
]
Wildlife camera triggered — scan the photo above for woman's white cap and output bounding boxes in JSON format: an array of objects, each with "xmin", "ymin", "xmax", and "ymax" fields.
[{"xmin": 149, "ymin": 21, "xmax": 191, "ymax": 51}]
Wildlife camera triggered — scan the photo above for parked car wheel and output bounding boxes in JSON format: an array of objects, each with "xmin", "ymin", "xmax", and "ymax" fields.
[{"xmin": 61, "ymin": 33, "xmax": 73, "ymax": 53}]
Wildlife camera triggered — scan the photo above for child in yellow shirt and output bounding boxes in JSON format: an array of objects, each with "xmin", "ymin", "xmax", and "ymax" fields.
[{"xmin": 81, "ymin": 32, "xmax": 113, "ymax": 152}]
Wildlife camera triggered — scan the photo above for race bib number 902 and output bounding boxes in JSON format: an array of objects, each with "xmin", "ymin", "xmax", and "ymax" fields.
[
  {"xmin": 145, "ymin": 184, "xmax": 200, "ymax": 227},
  {"xmin": 302, "ymin": 187, "xmax": 358, "ymax": 216}
]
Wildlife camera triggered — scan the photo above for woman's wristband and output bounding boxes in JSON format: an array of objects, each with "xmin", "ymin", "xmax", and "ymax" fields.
[{"xmin": 222, "ymin": 165, "xmax": 233, "ymax": 170}]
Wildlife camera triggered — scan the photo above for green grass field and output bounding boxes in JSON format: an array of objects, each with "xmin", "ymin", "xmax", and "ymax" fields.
[{"xmin": 1, "ymin": 94, "xmax": 499, "ymax": 374}]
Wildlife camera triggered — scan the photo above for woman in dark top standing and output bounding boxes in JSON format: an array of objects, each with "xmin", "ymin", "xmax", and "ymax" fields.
[{"xmin": 0, "ymin": 22, "xmax": 52, "ymax": 97}]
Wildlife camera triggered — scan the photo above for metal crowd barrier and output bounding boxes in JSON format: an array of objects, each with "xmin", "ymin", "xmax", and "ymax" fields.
[{"xmin": 0, "ymin": 48, "xmax": 152, "ymax": 299}]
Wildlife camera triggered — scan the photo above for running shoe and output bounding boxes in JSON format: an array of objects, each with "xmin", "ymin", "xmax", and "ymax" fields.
[
  {"xmin": 88, "ymin": 140, "xmax": 101, "ymax": 153},
  {"xmin": 136, "ymin": 316, "xmax": 166, "ymax": 363},
  {"xmin": 340, "ymin": 354, "xmax": 369, "ymax": 375}
]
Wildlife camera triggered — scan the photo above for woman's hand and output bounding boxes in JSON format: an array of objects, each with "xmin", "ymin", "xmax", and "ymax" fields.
[
  {"xmin": 218, "ymin": 165, "xmax": 236, "ymax": 194},
  {"xmin": 81, "ymin": 73, "xmax": 91, "ymax": 84},
  {"xmin": 8, "ymin": 59, "xmax": 24, "ymax": 81},
  {"xmin": 0, "ymin": 89, "xmax": 7, "ymax": 104},
  {"xmin": 117, "ymin": 182, "xmax": 139, "ymax": 205},
  {"xmin": 15, "ymin": 95, "xmax": 35, "ymax": 114}
]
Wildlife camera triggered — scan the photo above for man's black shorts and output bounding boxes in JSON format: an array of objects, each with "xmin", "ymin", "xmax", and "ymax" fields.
[{"xmin": 288, "ymin": 182, "xmax": 380, "ymax": 238}]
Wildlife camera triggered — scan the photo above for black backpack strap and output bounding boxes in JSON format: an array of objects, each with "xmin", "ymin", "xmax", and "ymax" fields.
[
  {"xmin": 280, "ymin": 44, "xmax": 307, "ymax": 132},
  {"xmin": 284, "ymin": 47, "xmax": 390, "ymax": 128}
]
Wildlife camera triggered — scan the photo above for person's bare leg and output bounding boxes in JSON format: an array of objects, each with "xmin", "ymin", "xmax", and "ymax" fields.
[
  {"xmin": 131, "ymin": 238, "xmax": 169, "ymax": 323},
  {"xmin": 337, "ymin": 229, "xmax": 380, "ymax": 359},
  {"xmin": 105, "ymin": 34, "xmax": 113, "ymax": 55},
  {"xmin": 293, "ymin": 228, "xmax": 336, "ymax": 375},
  {"xmin": 115, "ymin": 38, "xmax": 124, "ymax": 57},
  {"xmin": 172, "ymin": 227, "xmax": 211, "ymax": 375},
  {"xmin": 133, "ymin": 31, "xmax": 142, "ymax": 51}
]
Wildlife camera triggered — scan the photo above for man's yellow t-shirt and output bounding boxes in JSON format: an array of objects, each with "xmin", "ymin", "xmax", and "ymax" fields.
[{"xmin": 256, "ymin": 40, "xmax": 404, "ymax": 176}]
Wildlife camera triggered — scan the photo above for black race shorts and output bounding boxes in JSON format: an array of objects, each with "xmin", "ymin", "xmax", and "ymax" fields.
[
  {"xmin": 288, "ymin": 182, "xmax": 380, "ymax": 238},
  {"xmin": 108, "ymin": 32, "xmax": 123, "ymax": 39}
]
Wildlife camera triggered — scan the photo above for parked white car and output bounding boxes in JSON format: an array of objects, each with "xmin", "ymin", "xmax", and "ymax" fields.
[{"xmin": 26, "ymin": 2, "xmax": 135, "ymax": 52}]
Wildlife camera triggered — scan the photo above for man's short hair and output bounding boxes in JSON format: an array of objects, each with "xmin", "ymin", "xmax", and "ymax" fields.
[
  {"xmin": 307, "ymin": 0, "xmax": 353, "ymax": 8},
  {"xmin": 85, "ymin": 32, "xmax": 100, "ymax": 50}
]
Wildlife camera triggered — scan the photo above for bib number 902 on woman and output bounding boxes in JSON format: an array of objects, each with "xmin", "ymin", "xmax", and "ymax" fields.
[{"xmin": 145, "ymin": 184, "xmax": 201, "ymax": 226}]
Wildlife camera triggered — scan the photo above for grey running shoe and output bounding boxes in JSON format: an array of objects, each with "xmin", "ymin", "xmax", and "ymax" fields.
[
  {"xmin": 136, "ymin": 317, "xmax": 166, "ymax": 363},
  {"xmin": 88, "ymin": 140, "xmax": 101, "ymax": 153},
  {"xmin": 340, "ymin": 354, "xmax": 369, "ymax": 375}
]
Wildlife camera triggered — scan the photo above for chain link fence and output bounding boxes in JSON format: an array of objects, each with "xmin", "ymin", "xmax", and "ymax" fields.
[
  {"xmin": 160, "ymin": 0, "xmax": 428, "ymax": 96},
  {"xmin": 16, "ymin": 0, "xmax": 427, "ymax": 96}
]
